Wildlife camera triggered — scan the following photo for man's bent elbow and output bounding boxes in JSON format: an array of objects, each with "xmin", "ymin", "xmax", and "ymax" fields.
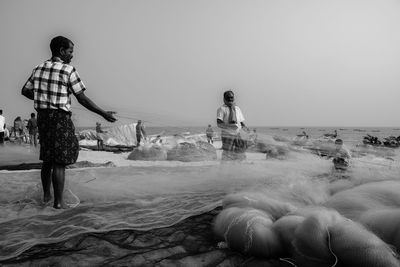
[
  {"xmin": 21, "ymin": 88, "xmax": 34, "ymax": 100},
  {"xmin": 75, "ymin": 91, "xmax": 86, "ymax": 103}
]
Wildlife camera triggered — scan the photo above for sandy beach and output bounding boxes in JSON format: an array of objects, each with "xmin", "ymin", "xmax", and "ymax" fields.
[{"xmin": 1, "ymin": 130, "xmax": 400, "ymax": 266}]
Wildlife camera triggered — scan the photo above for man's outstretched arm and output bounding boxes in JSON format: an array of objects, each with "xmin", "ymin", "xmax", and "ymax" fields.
[
  {"xmin": 75, "ymin": 92, "xmax": 116, "ymax": 122},
  {"xmin": 240, "ymin": 121, "xmax": 250, "ymax": 132}
]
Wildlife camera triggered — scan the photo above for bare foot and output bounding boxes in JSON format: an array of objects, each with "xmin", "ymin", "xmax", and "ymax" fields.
[
  {"xmin": 53, "ymin": 202, "xmax": 69, "ymax": 209},
  {"xmin": 43, "ymin": 195, "xmax": 52, "ymax": 204}
]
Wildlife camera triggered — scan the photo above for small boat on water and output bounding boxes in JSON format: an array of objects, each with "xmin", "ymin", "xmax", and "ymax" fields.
[
  {"xmin": 363, "ymin": 135, "xmax": 382, "ymax": 146},
  {"xmin": 362, "ymin": 134, "xmax": 400, "ymax": 148},
  {"xmin": 383, "ymin": 136, "xmax": 400, "ymax": 148}
]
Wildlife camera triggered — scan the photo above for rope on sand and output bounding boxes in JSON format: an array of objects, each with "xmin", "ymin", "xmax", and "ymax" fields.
[
  {"xmin": 279, "ymin": 258, "xmax": 298, "ymax": 267},
  {"xmin": 67, "ymin": 189, "xmax": 80, "ymax": 208},
  {"xmin": 326, "ymin": 226, "xmax": 338, "ymax": 267},
  {"xmin": 84, "ymin": 177, "xmax": 97, "ymax": 183}
]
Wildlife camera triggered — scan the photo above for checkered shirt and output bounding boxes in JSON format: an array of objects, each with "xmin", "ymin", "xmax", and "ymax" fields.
[{"xmin": 23, "ymin": 59, "xmax": 86, "ymax": 112}]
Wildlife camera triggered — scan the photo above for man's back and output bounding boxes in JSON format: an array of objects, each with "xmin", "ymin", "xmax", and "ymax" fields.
[
  {"xmin": 24, "ymin": 59, "xmax": 85, "ymax": 112},
  {"xmin": 136, "ymin": 123, "xmax": 145, "ymax": 135},
  {"xmin": 28, "ymin": 118, "xmax": 38, "ymax": 132}
]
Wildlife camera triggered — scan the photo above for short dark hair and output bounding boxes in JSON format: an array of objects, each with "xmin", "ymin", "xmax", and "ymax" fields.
[
  {"xmin": 50, "ymin": 36, "xmax": 73, "ymax": 55},
  {"xmin": 223, "ymin": 90, "xmax": 234, "ymax": 100}
]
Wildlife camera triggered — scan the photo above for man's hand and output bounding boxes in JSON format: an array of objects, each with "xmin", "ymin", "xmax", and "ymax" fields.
[{"xmin": 103, "ymin": 111, "xmax": 117, "ymax": 122}]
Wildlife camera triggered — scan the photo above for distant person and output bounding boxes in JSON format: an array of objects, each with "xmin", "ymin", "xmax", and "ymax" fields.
[
  {"xmin": 96, "ymin": 122, "xmax": 107, "ymax": 150},
  {"xmin": 251, "ymin": 128, "xmax": 258, "ymax": 144},
  {"xmin": 0, "ymin": 109, "xmax": 5, "ymax": 145},
  {"xmin": 21, "ymin": 35, "xmax": 116, "ymax": 209},
  {"xmin": 136, "ymin": 120, "xmax": 147, "ymax": 146},
  {"xmin": 332, "ymin": 139, "xmax": 351, "ymax": 170},
  {"xmin": 22, "ymin": 119, "xmax": 30, "ymax": 143},
  {"xmin": 27, "ymin": 113, "xmax": 38, "ymax": 147},
  {"xmin": 206, "ymin": 124, "xmax": 214, "ymax": 144},
  {"xmin": 12, "ymin": 116, "xmax": 24, "ymax": 143},
  {"xmin": 217, "ymin": 90, "xmax": 249, "ymax": 160}
]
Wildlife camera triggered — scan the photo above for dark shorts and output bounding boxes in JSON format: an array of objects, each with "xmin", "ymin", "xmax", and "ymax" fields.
[
  {"xmin": 29, "ymin": 128, "xmax": 38, "ymax": 135},
  {"xmin": 0, "ymin": 132, "xmax": 4, "ymax": 144},
  {"xmin": 38, "ymin": 110, "xmax": 79, "ymax": 165}
]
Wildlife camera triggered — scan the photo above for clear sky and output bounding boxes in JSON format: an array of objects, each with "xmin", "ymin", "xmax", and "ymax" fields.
[{"xmin": 1, "ymin": 0, "xmax": 400, "ymax": 127}]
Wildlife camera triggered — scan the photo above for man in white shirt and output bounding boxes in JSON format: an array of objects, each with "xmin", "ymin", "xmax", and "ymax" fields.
[
  {"xmin": 0, "ymin": 110, "xmax": 5, "ymax": 145},
  {"xmin": 332, "ymin": 139, "xmax": 351, "ymax": 170},
  {"xmin": 217, "ymin": 90, "xmax": 249, "ymax": 160}
]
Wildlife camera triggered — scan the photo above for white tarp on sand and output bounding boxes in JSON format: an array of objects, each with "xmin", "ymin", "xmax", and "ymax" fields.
[{"xmin": 79, "ymin": 123, "xmax": 137, "ymax": 147}]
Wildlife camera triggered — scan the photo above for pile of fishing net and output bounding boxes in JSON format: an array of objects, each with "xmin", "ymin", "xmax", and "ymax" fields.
[
  {"xmin": 249, "ymin": 135, "xmax": 291, "ymax": 159},
  {"xmin": 303, "ymin": 140, "xmax": 338, "ymax": 157},
  {"xmin": 214, "ymin": 181, "xmax": 400, "ymax": 266},
  {"xmin": 127, "ymin": 140, "xmax": 217, "ymax": 162},
  {"xmin": 352, "ymin": 144, "xmax": 395, "ymax": 158},
  {"xmin": 166, "ymin": 141, "xmax": 217, "ymax": 162},
  {"xmin": 127, "ymin": 145, "xmax": 167, "ymax": 161}
]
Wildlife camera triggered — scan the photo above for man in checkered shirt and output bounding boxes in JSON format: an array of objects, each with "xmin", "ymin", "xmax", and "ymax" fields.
[{"xmin": 22, "ymin": 36, "xmax": 117, "ymax": 209}]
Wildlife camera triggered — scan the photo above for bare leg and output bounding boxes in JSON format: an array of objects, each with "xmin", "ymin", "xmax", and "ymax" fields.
[
  {"xmin": 52, "ymin": 163, "xmax": 67, "ymax": 209},
  {"xmin": 41, "ymin": 162, "xmax": 53, "ymax": 203},
  {"xmin": 33, "ymin": 134, "xmax": 38, "ymax": 147}
]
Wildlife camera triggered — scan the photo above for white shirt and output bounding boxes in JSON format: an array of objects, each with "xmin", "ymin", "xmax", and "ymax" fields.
[
  {"xmin": 217, "ymin": 104, "xmax": 245, "ymax": 136},
  {"xmin": 0, "ymin": 115, "xmax": 5, "ymax": 133}
]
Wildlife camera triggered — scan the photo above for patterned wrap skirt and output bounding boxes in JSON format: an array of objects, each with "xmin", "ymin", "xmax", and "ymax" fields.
[
  {"xmin": 37, "ymin": 109, "xmax": 79, "ymax": 165},
  {"xmin": 221, "ymin": 134, "xmax": 248, "ymax": 160}
]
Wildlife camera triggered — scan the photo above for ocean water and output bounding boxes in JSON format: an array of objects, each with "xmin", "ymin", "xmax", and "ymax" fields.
[
  {"xmin": 136, "ymin": 125, "xmax": 400, "ymax": 145},
  {"xmin": 0, "ymin": 126, "xmax": 400, "ymax": 264}
]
